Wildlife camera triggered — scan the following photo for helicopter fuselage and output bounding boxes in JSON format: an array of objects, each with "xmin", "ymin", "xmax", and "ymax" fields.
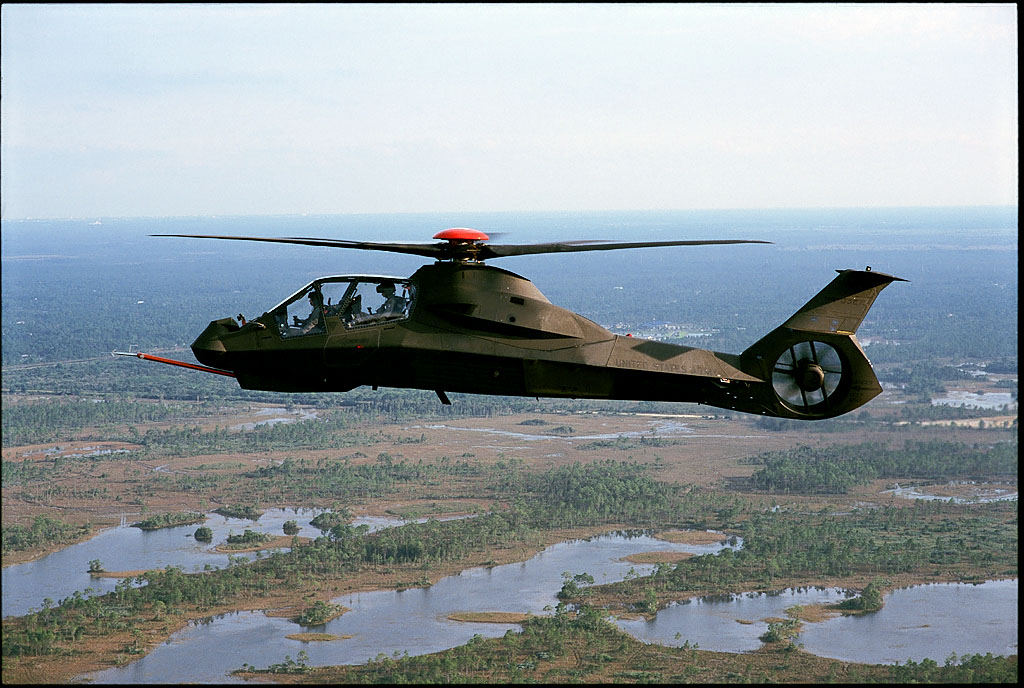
[{"xmin": 191, "ymin": 261, "xmax": 897, "ymax": 420}]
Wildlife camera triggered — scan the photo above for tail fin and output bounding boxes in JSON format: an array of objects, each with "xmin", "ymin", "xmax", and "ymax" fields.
[
  {"xmin": 778, "ymin": 268, "xmax": 907, "ymax": 336},
  {"xmin": 741, "ymin": 268, "xmax": 905, "ymax": 419}
]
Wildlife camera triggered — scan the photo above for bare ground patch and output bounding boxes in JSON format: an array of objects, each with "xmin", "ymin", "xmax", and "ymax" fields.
[
  {"xmin": 285, "ymin": 632, "xmax": 351, "ymax": 641},
  {"xmin": 654, "ymin": 529, "xmax": 728, "ymax": 545},
  {"xmin": 621, "ymin": 551, "xmax": 695, "ymax": 564},
  {"xmin": 447, "ymin": 611, "xmax": 533, "ymax": 624}
]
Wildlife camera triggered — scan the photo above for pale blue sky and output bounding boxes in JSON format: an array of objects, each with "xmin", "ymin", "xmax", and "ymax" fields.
[{"xmin": 1, "ymin": 3, "xmax": 1017, "ymax": 219}]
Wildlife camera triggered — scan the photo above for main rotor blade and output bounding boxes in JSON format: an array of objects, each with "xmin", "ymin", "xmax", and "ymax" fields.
[
  {"xmin": 479, "ymin": 238, "xmax": 772, "ymax": 259},
  {"xmin": 153, "ymin": 234, "xmax": 447, "ymax": 259},
  {"xmin": 154, "ymin": 234, "xmax": 772, "ymax": 261}
]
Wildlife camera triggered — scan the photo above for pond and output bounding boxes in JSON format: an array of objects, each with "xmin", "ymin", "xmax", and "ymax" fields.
[
  {"xmin": 930, "ymin": 391, "xmax": 1015, "ymax": 410},
  {"xmin": 799, "ymin": 579, "xmax": 1017, "ymax": 664},
  {"xmin": 617, "ymin": 579, "xmax": 1017, "ymax": 663}
]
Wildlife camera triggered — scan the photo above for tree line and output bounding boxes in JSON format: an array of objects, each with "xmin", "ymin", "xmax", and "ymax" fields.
[
  {"xmin": 1, "ymin": 515, "xmax": 92, "ymax": 554},
  {"xmin": 1, "ymin": 398, "xmax": 222, "ymax": 448},
  {"xmin": 746, "ymin": 439, "xmax": 1018, "ymax": 494}
]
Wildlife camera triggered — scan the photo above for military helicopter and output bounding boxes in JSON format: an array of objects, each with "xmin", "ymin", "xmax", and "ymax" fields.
[{"xmin": 116, "ymin": 228, "xmax": 904, "ymax": 420}]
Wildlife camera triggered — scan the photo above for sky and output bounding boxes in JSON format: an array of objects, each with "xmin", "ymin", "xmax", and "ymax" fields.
[{"xmin": 1, "ymin": 3, "xmax": 1017, "ymax": 219}]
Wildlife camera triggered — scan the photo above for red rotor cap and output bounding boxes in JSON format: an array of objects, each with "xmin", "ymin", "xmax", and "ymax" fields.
[{"xmin": 433, "ymin": 228, "xmax": 490, "ymax": 242}]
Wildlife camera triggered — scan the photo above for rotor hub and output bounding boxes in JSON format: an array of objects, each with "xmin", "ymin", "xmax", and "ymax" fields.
[
  {"xmin": 795, "ymin": 360, "xmax": 826, "ymax": 392},
  {"xmin": 433, "ymin": 228, "xmax": 490, "ymax": 242},
  {"xmin": 433, "ymin": 228, "xmax": 491, "ymax": 262}
]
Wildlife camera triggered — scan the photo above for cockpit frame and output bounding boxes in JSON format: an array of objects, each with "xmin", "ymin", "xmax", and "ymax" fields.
[{"xmin": 267, "ymin": 275, "xmax": 415, "ymax": 339}]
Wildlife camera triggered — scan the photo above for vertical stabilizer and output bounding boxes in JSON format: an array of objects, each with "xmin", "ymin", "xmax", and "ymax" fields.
[
  {"xmin": 781, "ymin": 268, "xmax": 907, "ymax": 335},
  {"xmin": 740, "ymin": 268, "xmax": 905, "ymax": 419}
]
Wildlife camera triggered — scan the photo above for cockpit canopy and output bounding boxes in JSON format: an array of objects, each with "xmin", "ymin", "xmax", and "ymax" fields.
[{"xmin": 269, "ymin": 275, "xmax": 414, "ymax": 338}]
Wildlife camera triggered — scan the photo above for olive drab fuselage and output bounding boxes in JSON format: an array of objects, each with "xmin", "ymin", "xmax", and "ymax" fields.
[{"xmin": 191, "ymin": 260, "xmax": 903, "ymax": 420}]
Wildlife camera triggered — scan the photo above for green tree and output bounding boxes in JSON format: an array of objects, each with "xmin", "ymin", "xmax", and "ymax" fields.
[{"xmin": 556, "ymin": 572, "xmax": 595, "ymax": 602}]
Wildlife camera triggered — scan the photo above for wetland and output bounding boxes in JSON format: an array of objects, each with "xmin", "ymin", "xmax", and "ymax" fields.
[{"xmin": 2, "ymin": 402, "xmax": 1017, "ymax": 683}]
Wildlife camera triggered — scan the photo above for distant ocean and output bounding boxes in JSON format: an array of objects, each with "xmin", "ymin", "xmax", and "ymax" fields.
[{"xmin": 2, "ymin": 205, "xmax": 1018, "ymax": 245}]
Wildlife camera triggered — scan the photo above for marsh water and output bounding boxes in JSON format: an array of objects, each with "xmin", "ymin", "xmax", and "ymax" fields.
[
  {"xmin": 618, "ymin": 579, "xmax": 1017, "ymax": 663},
  {"xmin": 410, "ymin": 419, "xmax": 764, "ymax": 452},
  {"xmin": 885, "ymin": 483, "xmax": 1018, "ymax": 504},
  {"xmin": 2, "ymin": 508, "xmax": 451, "ymax": 618},
  {"xmin": 930, "ymin": 391, "xmax": 1016, "ymax": 410},
  {"xmin": 78, "ymin": 530, "xmax": 734, "ymax": 683},
  {"xmin": 3, "ymin": 515, "xmax": 1016, "ymax": 683},
  {"xmin": 70, "ymin": 530, "xmax": 1016, "ymax": 684}
]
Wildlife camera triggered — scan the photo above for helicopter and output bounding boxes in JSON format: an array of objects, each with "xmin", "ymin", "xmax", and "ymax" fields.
[{"xmin": 115, "ymin": 228, "xmax": 905, "ymax": 420}]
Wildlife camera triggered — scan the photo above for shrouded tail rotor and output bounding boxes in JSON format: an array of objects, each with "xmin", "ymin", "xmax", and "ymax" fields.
[
  {"xmin": 741, "ymin": 267, "xmax": 905, "ymax": 420},
  {"xmin": 771, "ymin": 340, "xmax": 846, "ymax": 414}
]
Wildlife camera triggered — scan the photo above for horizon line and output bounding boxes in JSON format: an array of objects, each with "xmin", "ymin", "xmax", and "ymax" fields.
[{"xmin": 2, "ymin": 204, "xmax": 1018, "ymax": 223}]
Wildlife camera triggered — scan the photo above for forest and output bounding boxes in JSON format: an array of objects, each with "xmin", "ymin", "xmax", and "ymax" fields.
[{"xmin": 745, "ymin": 440, "xmax": 1018, "ymax": 494}]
